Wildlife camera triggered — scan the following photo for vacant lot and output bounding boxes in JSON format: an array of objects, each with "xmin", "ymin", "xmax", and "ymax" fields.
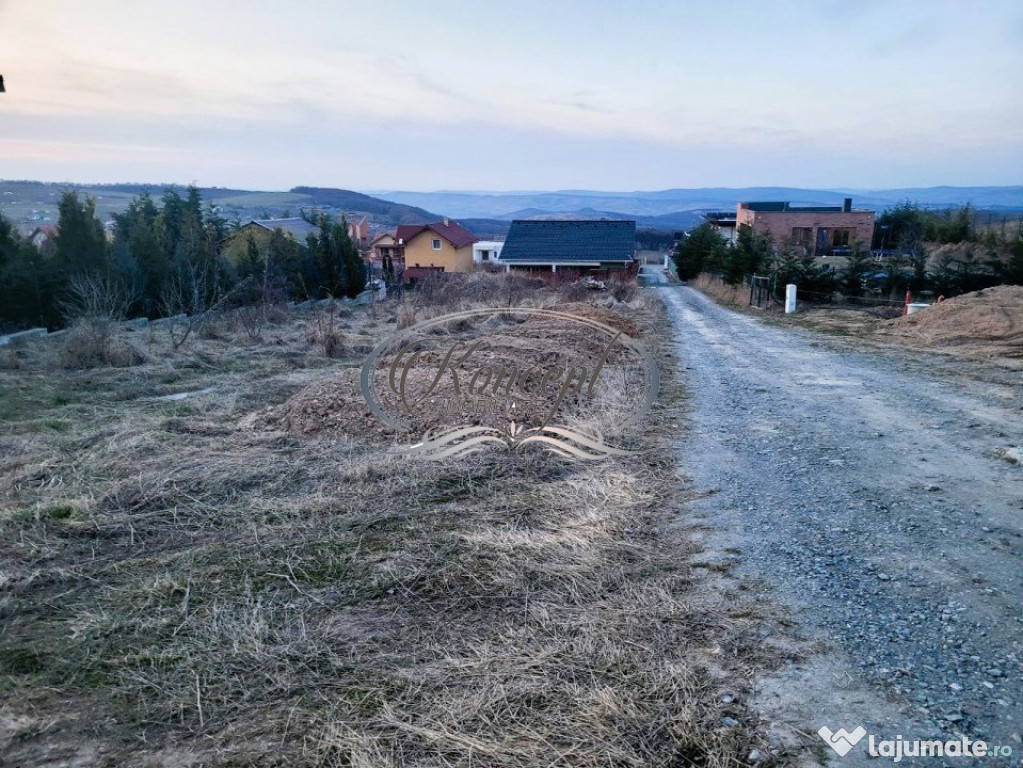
[{"xmin": 0, "ymin": 276, "xmax": 792, "ymax": 767}]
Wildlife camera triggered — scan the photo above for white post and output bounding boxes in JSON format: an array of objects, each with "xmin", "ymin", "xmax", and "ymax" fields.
[{"xmin": 785, "ymin": 284, "xmax": 797, "ymax": 314}]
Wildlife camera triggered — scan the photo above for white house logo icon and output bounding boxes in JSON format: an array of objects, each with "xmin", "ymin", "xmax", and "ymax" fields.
[{"xmin": 818, "ymin": 726, "xmax": 867, "ymax": 757}]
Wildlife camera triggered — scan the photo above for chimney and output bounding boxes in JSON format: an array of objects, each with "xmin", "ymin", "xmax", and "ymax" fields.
[
  {"xmin": 843, "ymin": 197, "xmax": 852, "ymax": 212},
  {"xmin": 443, "ymin": 217, "xmax": 450, "ymax": 226}
]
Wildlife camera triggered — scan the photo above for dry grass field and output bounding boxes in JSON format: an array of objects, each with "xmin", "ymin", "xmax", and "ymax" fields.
[{"xmin": 1, "ymin": 274, "xmax": 790, "ymax": 767}]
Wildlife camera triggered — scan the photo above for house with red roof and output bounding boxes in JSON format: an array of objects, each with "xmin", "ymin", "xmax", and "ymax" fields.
[
  {"xmin": 396, "ymin": 219, "xmax": 477, "ymax": 281},
  {"xmin": 28, "ymin": 225, "xmax": 58, "ymax": 251}
]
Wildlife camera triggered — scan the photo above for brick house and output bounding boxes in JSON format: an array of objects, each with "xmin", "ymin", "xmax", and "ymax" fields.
[
  {"xmin": 396, "ymin": 219, "xmax": 478, "ymax": 281},
  {"xmin": 497, "ymin": 220, "xmax": 637, "ymax": 284},
  {"xmin": 736, "ymin": 198, "xmax": 874, "ymax": 256}
]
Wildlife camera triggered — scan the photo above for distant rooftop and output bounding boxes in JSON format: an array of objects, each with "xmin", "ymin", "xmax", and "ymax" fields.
[
  {"xmin": 249, "ymin": 217, "xmax": 319, "ymax": 240},
  {"xmin": 739, "ymin": 197, "xmax": 861, "ymax": 213},
  {"xmin": 396, "ymin": 220, "xmax": 478, "ymax": 249},
  {"xmin": 739, "ymin": 202, "xmax": 844, "ymax": 213}
]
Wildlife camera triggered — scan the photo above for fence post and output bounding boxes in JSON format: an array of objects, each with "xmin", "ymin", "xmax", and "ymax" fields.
[{"xmin": 785, "ymin": 284, "xmax": 797, "ymax": 314}]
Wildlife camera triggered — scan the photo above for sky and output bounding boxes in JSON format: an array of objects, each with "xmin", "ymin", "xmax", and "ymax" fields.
[{"xmin": 2, "ymin": 0, "xmax": 1021, "ymax": 192}]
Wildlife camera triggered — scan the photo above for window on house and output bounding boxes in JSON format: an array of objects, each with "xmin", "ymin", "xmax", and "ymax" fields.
[
  {"xmin": 791, "ymin": 227, "xmax": 813, "ymax": 246},
  {"xmin": 481, "ymin": 250, "xmax": 490, "ymax": 261},
  {"xmin": 432, "ymin": 239, "xmax": 441, "ymax": 250},
  {"xmin": 832, "ymin": 229, "xmax": 853, "ymax": 247}
]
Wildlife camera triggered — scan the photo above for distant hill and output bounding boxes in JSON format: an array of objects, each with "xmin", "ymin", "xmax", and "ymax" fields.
[
  {"xmin": 6, "ymin": 180, "xmax": 1019, "ymax": 238},
  {"xmin": 369, "ymin": 186, "xmax": 1023, "ymax": 222},
  {"xmin": 288, "ymin": 187, "xmax": 439, "ymax": 225},
  {"xmin": 0, "ymin": 180, "xmax": 442, "ymax": 234}
]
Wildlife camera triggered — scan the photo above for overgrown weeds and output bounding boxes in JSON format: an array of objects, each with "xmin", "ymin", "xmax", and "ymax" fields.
[{"xmin": 0, "ymin": 272, "xmax": 787, "ymax": 766}]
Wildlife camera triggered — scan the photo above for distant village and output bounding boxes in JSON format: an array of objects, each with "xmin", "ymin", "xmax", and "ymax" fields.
[
  {"xmin": 20, "ymin": 195, "xmax": 881, "ymax": 285},
  {"xmin": 3, "ymin": 179, "xmax": 1019, "ymax": 337}
]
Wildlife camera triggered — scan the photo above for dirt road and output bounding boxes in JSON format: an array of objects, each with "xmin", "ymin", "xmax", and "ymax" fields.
[{"xmin": 659, "ymin": 283, "xmax": 1023, "ymax": 764}]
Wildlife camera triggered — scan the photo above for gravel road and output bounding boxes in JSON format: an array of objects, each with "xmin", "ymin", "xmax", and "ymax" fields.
[{"xmin": 657, "ymin": 281, "xmax": 1023, "ymax": 765}]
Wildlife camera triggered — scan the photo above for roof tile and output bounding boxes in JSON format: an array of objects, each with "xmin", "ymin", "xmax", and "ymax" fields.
[{"xmin": 498, "ymin": 220, "xmax": 636, "ymax": 263}]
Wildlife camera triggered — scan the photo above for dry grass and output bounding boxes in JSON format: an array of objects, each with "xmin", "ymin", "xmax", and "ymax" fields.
[
  {"xmin": 690, "ymin": 275, "xmax": 751, "ymax": 309},
  {"xmin": 0, "ymin": 273, "xmax": 788, "ymax": 767}
]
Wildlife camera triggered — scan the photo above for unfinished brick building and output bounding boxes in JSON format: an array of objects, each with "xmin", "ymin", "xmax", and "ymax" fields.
[{"xmin": 736, "ymin": 197, "xmax": 875, "ymax": 256}]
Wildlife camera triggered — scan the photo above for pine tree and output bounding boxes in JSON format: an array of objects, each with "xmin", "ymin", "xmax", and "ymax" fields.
[
  {"xmin": 242, "ymin": 234, "xmax": 263, "ymax": 280},
  {"xmin": 842, "ymin": 244, "xmax": 870, "ymax": 298},
  {"xmin": 54, "ymin": 190, "xmax": 108, "ymax": 276},
  {"xmin": 725, "ymin": 225, "xmax": 772, "ymax": 284},
  {"xmin": 0, "ymin": 213, "xmax": 61, "ymax": 328},
  {"xmin": 336, "ymin": 215, "xmax": 366, "ymax": 298},
  {"xmin": 111, "ymin": 192, "xmax": 165, "ymax": 316},
  {"xmin": 673, "ymin": 222, "xmax": 726, "ymax": 280}
]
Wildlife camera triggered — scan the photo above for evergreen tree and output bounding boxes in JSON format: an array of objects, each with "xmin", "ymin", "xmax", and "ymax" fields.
[
  {"xmin": 111, "ymin": 192, "xmax": 165, "ymax": 316},
  {"xmin": 841, "ymin": 244, "xmax": 870, "ymax": 298},
  {"xmin": 795, "ymin": 250, "xmax": 836, "ymax": 301},
  {"xmin": 673, "ymin": 222, "xmax": 726, "ymax": 280},
  {"xmin": 266, "ymin": 228, "xmax": 304, "ymax": 296},
  {"xmin": 54, "ymin": 190, "xmax": 108, "ymax": 276},
  {"xmin": 312, "ymin": 215, "xmax": 342, "ymax": 297},
  {"xmin": 337, "ymin": 215, "xmax": 366, "ymax": 298},
  {"xmin": 307, "ymin": 213, "xmax": 365, "ymax": 298},
  {"xmin": 0, "ymin": 214, "xmax": 62, "ymax": 329},
  {"xmin": 242, "ymin": 233, "xmax": 263, "ymax": 280},
  {"xmin": 158, "ymin": 189, "xmax": 186, "ymax": 259},
  {"xmin": 1004, "ymin": 236, "xmax": 1023, "ymax": 285},
  {"xmin": 771, "ymin": 245, "xmax": 802, "ymax": 295},
  {"xmin": 725, "ymin": 225, "xmax": 772, "ymax": 284}
]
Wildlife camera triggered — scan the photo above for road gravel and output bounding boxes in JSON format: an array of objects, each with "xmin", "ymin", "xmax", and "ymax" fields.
[{"xmin": 658, "ymin": 282, "xmax": 1023, "ymax": 765}]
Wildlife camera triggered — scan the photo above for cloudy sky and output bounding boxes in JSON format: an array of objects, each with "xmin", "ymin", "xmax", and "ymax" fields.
[{"xmin": 2, "ymin": 0, "xmax": 1021, "ymax": 191}]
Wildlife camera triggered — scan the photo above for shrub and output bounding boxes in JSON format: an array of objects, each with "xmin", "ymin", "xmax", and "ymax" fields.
[
  {"xmin": 609, "ymin": 278, "xmax": 637, "ymax": 303},
  {"xmin": 58, "ymin": 320, "xmax": 148, "ymax": 369}
]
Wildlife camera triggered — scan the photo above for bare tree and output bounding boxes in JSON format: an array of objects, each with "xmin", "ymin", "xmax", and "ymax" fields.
[
  {"xmin": 160, "ymin": 264, "xmax": 225, "ymax": 350},
  {"xmin": 59, "ymin": 273, "xmax": 133, "ymax": 367},
  {"xmin": 61, "ymin": 273, "xmax": 130, "ymax": 323}
]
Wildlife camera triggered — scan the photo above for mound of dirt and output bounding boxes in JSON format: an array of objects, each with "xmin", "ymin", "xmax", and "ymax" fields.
[
  {"xmin": 246, "ymin": 303, "xmax": 650, "ymax": 441},
  {"xmin": 883, "ymin": 285, "xmax": 1023, "ymax": 345},
  {"xmin": 245, "ymin": 368, "xmax": 400, "ymax": 443}
]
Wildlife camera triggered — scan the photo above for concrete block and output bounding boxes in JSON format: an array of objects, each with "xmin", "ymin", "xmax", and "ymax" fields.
[{"xmin": 0, "ymin": 327, "xmax": 48, "ymax": 346}]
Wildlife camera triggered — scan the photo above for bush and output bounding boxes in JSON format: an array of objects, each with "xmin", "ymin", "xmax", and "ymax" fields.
[
  {"xmin": 609, "ymin": 278, "xmax": 637, "ymax": 303},
  {"xmin": 58, "ymin": 320, "xmax": 148, "ymax": 369},
  {"xmin": 558, "ymin": 281, "xmax": 590, "ymax": 302}
]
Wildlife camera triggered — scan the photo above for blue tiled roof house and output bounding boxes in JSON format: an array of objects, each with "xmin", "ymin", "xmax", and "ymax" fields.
[{"xmin": 497, "ymin": 220, "xmax": 637, "ymax": 283}]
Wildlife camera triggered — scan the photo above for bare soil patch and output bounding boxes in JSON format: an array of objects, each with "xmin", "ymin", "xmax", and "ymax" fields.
[
  {"xmin": 716, "ymin": 283, "xmax": 1023, "ymax": 368},
  {"xmin": 878, "ymin": 284, "xmax": 1023, "ymax": 353}
]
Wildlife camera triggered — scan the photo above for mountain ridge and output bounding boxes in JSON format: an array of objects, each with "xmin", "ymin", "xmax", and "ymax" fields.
[{"xmin": 368, "ymin": 186, "xmax": 1023, "ymax": 220}]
